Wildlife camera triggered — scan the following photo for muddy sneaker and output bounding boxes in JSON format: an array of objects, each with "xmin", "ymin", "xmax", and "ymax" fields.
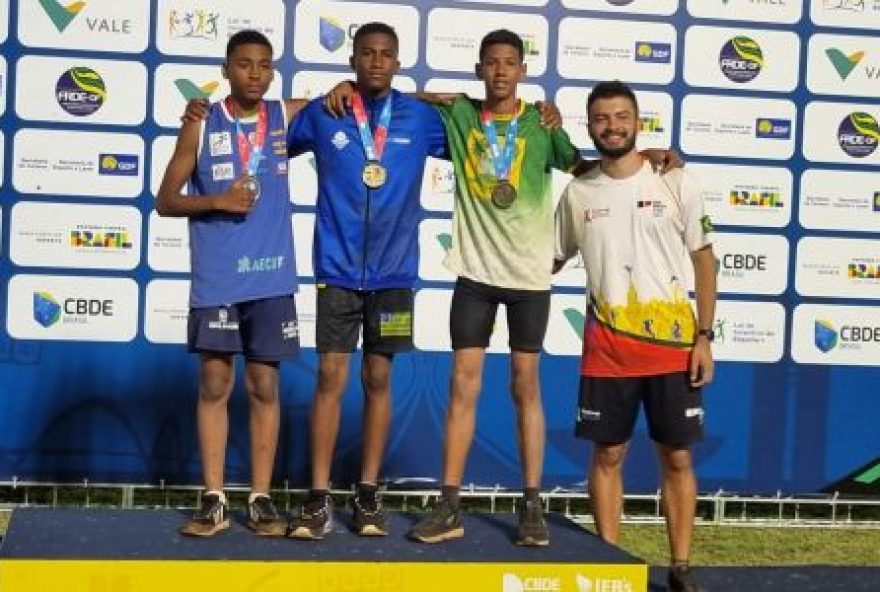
[
  {"xmin": 247, "ymin": 494, "xmax": 287, "ymax": 537},
  {"xmin": 288, "ymin": 491, "xmax": 333, "ymax": 540},
  {"xmin": 407, "ymin": 497, "xmax": 464, "ymax": 543},
  {"xmin": 179, "ymin": 492, "xmax": 230, "ymax": 537},
  {"xmin": 668, "ymin": 565, "xmax": 704, "ymax": 592},
  {"xmin": 352, "ymin": 486, "xmax": 389, "ymax": 536},
  {"xmin": 516, "ymin": 498, "xmax": 549, "ymax": 546}
]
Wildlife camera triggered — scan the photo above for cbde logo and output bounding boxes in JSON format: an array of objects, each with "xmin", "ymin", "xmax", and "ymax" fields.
[
  {"xmin": 838, "ymin": 112, "xmax": 880, "ymax": 158},
  {"xmin": 33, "ymin": 291, "xmax": 62, "ymax": 328},
  {"xmin": 39, "ymin": 0, "xmax": 85, "ymax": 33},
  {"xmin": 55, "ymin": 66, "xmax": 106, "ymax": 116},
  {"xmin": 719, "ymin": 36, "xmax": 763, "ymax": 83},
  {"xmin": 814, "ymin": 319, "xmax": 880, "ymax": 353},
  {"xmin": 319, "ymin": 16, "xmax": 349, "ymax": 52}
]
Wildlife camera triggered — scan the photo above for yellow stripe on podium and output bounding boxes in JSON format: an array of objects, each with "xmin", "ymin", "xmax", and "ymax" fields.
[{"xmin": 1, "ymin": 559, "xmax": 647, "ymax": 591}]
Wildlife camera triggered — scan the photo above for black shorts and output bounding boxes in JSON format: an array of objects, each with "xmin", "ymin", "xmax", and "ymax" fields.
[
  {"xmin": 575, "ymin": 372, "xmax": 704, "ymax": 447},
  {"xmin": 187, "ymin": 295, "xmax": 300, "ymax": 362},
  {"xmin": 449, "ymin": 277, "xmax": 550, "ymax": 353},
  {"xmin": 316, "ymin": 285, "xmax": 413, "ymax": 355}
]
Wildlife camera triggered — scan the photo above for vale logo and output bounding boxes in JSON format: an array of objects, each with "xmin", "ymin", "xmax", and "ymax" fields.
[
  {"xmin": 825, "ymin": 48, "xmax": 865, "ymax": 81},
  {"xmin": 39, "ymin": 0, "xmax": 86, "ymax": 33},
  {"xmin": 174, "ymin": 78, "xmax": 219, "ymax": 101}
]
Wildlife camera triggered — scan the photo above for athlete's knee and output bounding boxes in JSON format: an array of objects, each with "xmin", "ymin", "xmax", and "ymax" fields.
[
  {"xmin": 361, "ymin": 359, "xmax": 391, "ymax": 397},
  {"xmin": 245, "ymin": 370, "xmax": 278, "ymax": 406},
  {"xmin": 450, "ymin": 366, "xmax": 482, "ymax": 403},
  {"xmin": 593, "ymin": 444, "xmax": 627, "ymax": 470},
  {"xmin": 510, "ymin": 358, "xmax": 540, "ymax": 406},
  {"xmin": 199, "ymin": 372, "xmax": 233, "ymax": 404},
  {"xmin": 317, "ymin": 357, "xmax": 348, "ymax": 395},
  {"xmin": 659, "ymin": 445, "xmax": 693, "ymax": 473}
]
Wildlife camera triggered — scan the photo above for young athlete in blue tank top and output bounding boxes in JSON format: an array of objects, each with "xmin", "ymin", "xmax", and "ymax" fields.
[{"xmin": 157, "ymin": 30, "xmax": 302, "ymax": 539}]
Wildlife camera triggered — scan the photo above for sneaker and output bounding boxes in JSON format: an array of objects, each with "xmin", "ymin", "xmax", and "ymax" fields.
[
  {"xmin": 288, "ymin": 492, "xmax": 333, "ymax": 540},
  {"xmin": 517, "ymin": 498, "xmax": 549, "ymax": 546},
  {"xmin": 247, "ymin": 495, "xmax": 287, "ymax": 537},
  {"xmin": 179, "ymin": 492, "xmax": 230, "ymax": 537},
  {"xmin": 407, "ymin": 497, "xmax": 464, "ymax": 543},
  {"xmin": 668, "ymin": 565, "xmax": 704, "ymax": 592},
  {"xmin": 352, "ymin": 488, "xmax": 389, "ymax": 536}
]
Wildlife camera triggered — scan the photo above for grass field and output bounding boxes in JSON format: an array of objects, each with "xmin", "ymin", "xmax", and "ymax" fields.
[{"xmin": 0, "ymin": 508, "xmax": 876, "ymax": 566}]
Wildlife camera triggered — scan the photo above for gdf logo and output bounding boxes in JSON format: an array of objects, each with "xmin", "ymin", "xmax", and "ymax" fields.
[
  {"xmin": 838, "ymin": 112, "xmax": 880, "ymax": 158},
  {"xmin": 719, "ymin": 36, "xmax": 763, "ymax": 83}
]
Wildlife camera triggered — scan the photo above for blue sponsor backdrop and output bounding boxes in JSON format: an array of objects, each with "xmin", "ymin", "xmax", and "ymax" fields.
[{"xmin": 0, "ymin": 0, "xmax": 878, "ymax": 493}]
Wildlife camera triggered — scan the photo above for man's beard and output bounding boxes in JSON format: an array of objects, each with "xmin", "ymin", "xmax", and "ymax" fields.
[{"xmin": 591, "ymin": 131, "xmax": 637, "ymax": 160}]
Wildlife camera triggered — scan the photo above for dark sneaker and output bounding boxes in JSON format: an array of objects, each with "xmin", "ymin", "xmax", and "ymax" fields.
[
  {"xmin": 668, "ymin": 565, "xmax": 704, "ymax": 592},
  {"xmin": 179, "ymin": 492, "xmax": 230, "ymax": 537},
  {"xmin": 407, "ymin": 497, "xmax": 464, "ymax": 543},
  {"xmin": 352, "ymin": 489, "xmax": 389, "ymax": 536},
  {"xmin": 288, "ymin": 492, "xmax": 333, "ymax": 540},
  {"xmin": 247, "ymin": 495, "xmax": 287, "ymax": 537},
  {"xmin": 517, "ymin": 498, "xmax": 549, "ymax": 546}
]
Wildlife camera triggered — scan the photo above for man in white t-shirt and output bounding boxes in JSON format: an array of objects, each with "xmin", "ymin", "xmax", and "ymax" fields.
[{"xmin": 554, "ymin": 81, "xmax": 716, "ymax": 592}]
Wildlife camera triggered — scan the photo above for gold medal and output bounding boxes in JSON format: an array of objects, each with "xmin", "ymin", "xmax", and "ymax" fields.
[
  {"xmin": 363, "ymin": 161, "xmax": 387, "ymax": 189},
  {"xmin": 491, "ymin": 181, "xmax": 517, "ymax": 209},
  {"xmin": 243, "ymin": 175, "xmax": 261, "ymax": 201}
]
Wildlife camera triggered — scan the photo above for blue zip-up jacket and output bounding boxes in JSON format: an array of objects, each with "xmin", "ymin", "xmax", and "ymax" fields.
[{"xmin": 288, "ymin": 90, "xmax": 448, "ymax": 290}]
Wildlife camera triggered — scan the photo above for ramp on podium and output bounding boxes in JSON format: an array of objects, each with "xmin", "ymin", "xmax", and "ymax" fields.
[{"xmin": 0, "ymin": 508, "xmax": 647, "ymax": 591}]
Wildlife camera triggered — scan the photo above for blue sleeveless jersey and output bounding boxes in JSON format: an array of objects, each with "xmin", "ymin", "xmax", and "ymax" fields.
[{"xmin": 187, "ymin": 100, "xmax": 297, "ymax": 307}]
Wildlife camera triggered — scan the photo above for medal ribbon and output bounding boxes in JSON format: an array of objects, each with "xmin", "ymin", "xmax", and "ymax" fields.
[
  {"xmin": 480, "ymin": 100, "xmax": 520, "ymax": 183},
  {"xmin": 352, "ymin": 91, "xmax": 392, "ymax": 163},
  {"xmin": 227, "ymin": 97, "xmax": 267, "ymax": 177}
]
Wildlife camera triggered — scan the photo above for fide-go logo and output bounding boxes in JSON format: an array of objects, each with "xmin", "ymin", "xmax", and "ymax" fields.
[
  {"xmin": 56, "ymin": 67, "xmax": 106, "ymax": 116},
  {"xmin": 838, "ymin": 112, "xmax": 880, "ymax": 158}
]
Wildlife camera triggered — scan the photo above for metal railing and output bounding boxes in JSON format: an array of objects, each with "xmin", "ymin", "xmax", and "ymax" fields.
[{"xmin": 1, "ymin": 480, "xmax": 878, "ymax": 528}]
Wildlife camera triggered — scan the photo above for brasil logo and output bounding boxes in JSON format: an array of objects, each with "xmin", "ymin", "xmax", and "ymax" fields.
[
  {"xmin": 39, "ymin": 0, "xmax": 86, "ymax": 33},
  {"xmin": 719, "ymin": 36, "xmax": 763, "ymax": 83}
]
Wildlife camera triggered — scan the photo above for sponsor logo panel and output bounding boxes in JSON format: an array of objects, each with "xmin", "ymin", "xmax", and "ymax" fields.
[
  {"xmin": 150, "ymin": 136, "xmax": 180, "ymax": 197},
  {"xmin": 14, "ymin": 128, "xmax": 144, "ymax": 198},
  {"xmin": 562, "ymin": 0, "xmax": 677, "ymax": 15},
  {"xmin": 420, "ymin": 157, "xmax": 455, "ymax": 213},
  {"xmin": 544, "ymin": 294, "xmax": 586, "ymax": 356},
  {"xmin": 15, "ymin": 55, "xmax": 147, "ymax": 125},
  {"xmin": 0, "ymin": 55, "xmax": 6, "ymax": 117},
  {"xmin": 806, "ymin": 33, "xmax": 880, "ymax": 98},
  {"xmin": 556, "ymin": 86, "xmax": 673, "ymax": 151},
  {"xmin": 153, "ymin": 63, "xmax": 283, "ymax": 128},
  {"xmin": 680, "ymin": 94, "xmax": 796, "ymax": 160},
  {"xmin": 0, "ymin": 0, "xmax": 7, "ymax": 43},
  {"xmin": 799, "ymin": 169, "xmax": 880, "ymax": 233},
  {"xmin": 688, "ymin": 163, "xmax": 792, "ymax": 228},
  {"xmin": 796, "ymin": 237, "xmax": 880, "ymax": 299},
  {"xmin": 10, "ymin": 202, "xmax": 141, "ymax": 270},
  {"xmin": 500, "ymin": 568, "xmax": 645, "ymax": 592},
  {"xmin": 294, "ymin": 284, "xmax": 318, "ymax": 349},
  {"xmin": 558, "ymin": 18, "xmax": 676, "ymax": 83},
  {"xmin": 810, "ymin": 0, "xmax": 880, "ymax": 30},
  {"xmin": 455, "ymin": 0, "xmax": 548, "ymax": 6},
  {"xmin": 684, "ymin": 27, "xmax": 800, "ymax": 92},
  {"xmin": 144, "ymin": 279, "xmax": 190, "ymax": 344},
  {"xmin": 426, "ymin": 8, "xmax": 547, "ymax": 75},
  {"xmin": 292, "ymin": 71, "xmax": 416, "ymax": 100},
  {"xmin": 294, "ymin": 1, "xmax": 419, "ymax": 67},
  {"xmin": 803, "ymin": 102, "xmax": 880, "ymax": 164},
  {"xmin": 792, "ymin": 304, "xmax": 880, "ymax": 366},
  {"xmin": 687, "ymin": 0, "xmax": 803, "ymax": 24},
  {"xmin": 418, "ymin": 219, "xmax": 457, "ymax": 282},
  {"xmin": 711, "ymin": 232, "xmax": 789, "ymax": 296},
  {"xmin": 157, "ymin": 0, "xmax": 286, "ymax": 58},
  {"xmin": 147, "ymin": 210, "xmax": 190, "ymax": 273},
  {"xmin": 292, "ymin": 213, "xmax": 315, "ymax": 278},
  {"xmin": 712, "ymin": 300, "xmax": 785, "ymax": 363},
  {"xmin": 414, "ymin": 289, "xmax": 509, "ymax": 353},
  {"xmin": 7, "ymin": 274, "xmax": 139, "ymax": 342},
  {"xmin": 20, "ymin": 0, "xmax": 149, "ymax": 53},
  {"xmin": 424, "ymin": 78, "xmax": 545, "ymax": 102}
]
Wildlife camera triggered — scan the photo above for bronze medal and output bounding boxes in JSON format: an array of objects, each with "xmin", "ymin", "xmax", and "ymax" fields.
[
  {"xmin": 491, "ymin": 181, "xmax": 517, "ymax": 209},
  {"xmin": 363, "ymin": 161, "xmax": 387, "ymax": 189}
]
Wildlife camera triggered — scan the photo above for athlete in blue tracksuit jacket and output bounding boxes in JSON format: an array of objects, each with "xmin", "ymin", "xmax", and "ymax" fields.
[{"xmin": 286, "ymin": 23, "xmax": 449, "ymax": 540}]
